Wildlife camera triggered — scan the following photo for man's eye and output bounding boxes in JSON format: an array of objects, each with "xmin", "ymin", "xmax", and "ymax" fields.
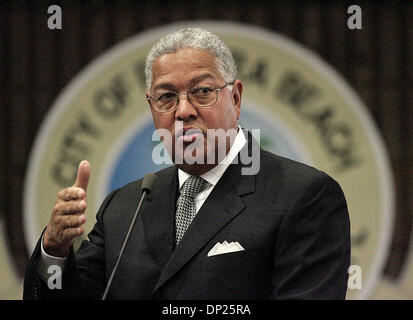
[
  {"xmin": 192, "ymin": 87, "xmax": 213, "ymax": 95},
  {"xmin": 157, "ymin": 92, "xmax": 175, "ymax": 101}
]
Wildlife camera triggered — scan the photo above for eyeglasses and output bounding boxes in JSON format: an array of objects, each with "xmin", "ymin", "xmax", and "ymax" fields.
[{"xmin": 147, "ymin": 82, "xmax": 235, "ymax": 113}]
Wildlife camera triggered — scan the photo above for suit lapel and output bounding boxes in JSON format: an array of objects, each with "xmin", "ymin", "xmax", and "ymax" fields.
[
  {"xmin": 152, "ymin": 161, "xmax": 256, "ymax": 294},
  {"xmin": 140, "ymin": 167, "xmax": 178, "ymax": 271}
]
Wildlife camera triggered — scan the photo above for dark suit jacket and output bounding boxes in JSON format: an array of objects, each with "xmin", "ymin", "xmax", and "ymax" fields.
[{"xmin": 23, "ymin": 133, "xmax": 351, "ymax": 300}]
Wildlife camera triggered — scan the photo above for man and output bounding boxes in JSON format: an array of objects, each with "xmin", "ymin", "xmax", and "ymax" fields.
[{"xmin": 24, "ymin": 27, "xmax": 350, "ymax": 300}]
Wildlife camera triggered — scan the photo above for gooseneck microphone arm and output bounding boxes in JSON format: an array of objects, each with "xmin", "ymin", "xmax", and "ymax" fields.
[{"xmin": 101, "ymin": 173, "xmax": 158, "ymax": 300}]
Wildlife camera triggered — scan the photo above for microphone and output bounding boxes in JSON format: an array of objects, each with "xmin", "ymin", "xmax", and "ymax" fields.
[{"xmin": 101, "ymin": 173, "xmax": 158, "ymax": 300}]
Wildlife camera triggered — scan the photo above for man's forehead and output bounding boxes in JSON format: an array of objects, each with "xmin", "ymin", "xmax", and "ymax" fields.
[
  {"xmin": 157, "ymin": 49, "xmax": 214, "ymax": 68},
  {"xmin": 152, "ymin": 73, "xmax": 218, "ymax": 92},
  {"xmin": 153, "ymin": 49, "xmax": 219, "ymax": 73}
]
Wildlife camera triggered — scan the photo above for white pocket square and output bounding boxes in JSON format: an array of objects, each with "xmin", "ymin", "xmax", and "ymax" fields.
[{"xmin": 207, "ymin": 241, "xmax": 245, "ymax": 257}]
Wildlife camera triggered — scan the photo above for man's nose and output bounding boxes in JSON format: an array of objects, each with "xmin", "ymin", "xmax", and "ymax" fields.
[{"xmin": 175, "ymin": 94, "xmax": 198, "ymax": 121}]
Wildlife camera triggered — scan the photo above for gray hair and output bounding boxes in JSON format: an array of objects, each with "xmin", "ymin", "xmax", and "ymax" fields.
[{"xmin": 145, "ymin": 27, "xmax": 237, "ymax": 90}]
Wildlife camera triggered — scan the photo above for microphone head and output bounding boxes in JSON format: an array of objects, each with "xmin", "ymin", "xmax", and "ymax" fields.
[{"xmin": 141, "ymin": 173, "xmax": 158, "ymax": 194}]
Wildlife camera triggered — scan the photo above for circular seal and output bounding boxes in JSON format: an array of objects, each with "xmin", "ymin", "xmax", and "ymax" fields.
[{"xmin": 21, "ymin": 21, "xmax": 395, "ymax": 300}]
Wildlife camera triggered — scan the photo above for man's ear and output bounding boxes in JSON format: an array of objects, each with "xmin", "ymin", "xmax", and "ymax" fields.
[{"xmin": 232, "ymin": 80, "xmax": 243, "ymax": 119}]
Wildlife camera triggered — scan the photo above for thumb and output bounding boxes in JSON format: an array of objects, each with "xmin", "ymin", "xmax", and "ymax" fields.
[{"xmin": 73, "ymin": 160, "xmax": 90, "ymax": 191}]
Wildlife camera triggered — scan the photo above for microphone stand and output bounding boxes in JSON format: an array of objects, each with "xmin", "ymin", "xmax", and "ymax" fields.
[{"xmin": 101, "ymin": 174, "xmax": 157, "ymax": 300}]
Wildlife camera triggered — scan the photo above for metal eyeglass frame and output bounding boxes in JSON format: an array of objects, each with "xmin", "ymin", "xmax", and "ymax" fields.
[{"xmin": 146, "ymin": 81, "xmax": 235, "ymax": 113}]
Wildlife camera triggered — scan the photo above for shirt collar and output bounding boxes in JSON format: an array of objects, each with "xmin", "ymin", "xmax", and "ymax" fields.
[{"xmin": 178, "ymin": 126, "xmax": 247, "ymax": 190}]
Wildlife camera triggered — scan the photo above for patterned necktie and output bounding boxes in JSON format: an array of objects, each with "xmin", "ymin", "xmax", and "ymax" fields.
[{"xmin": 175, "ymin": 176, "xmax": 207, "ymax": 246}]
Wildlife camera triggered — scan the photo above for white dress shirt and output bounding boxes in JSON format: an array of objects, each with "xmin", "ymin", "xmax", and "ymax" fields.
[{"xmin": 36, "ymin": 126, "xmax": 247, "ymax": 281}]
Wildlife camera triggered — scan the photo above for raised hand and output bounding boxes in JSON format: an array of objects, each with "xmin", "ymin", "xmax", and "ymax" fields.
[{"xmin": 43, "ymin": 160, "xmax": 90, "ymax": 257}]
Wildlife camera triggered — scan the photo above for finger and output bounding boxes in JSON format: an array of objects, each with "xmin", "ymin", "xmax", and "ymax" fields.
[
  {"xmin": 62, "ymin": 226, "xmax": 85, "ymax": 241},
  {"xmin": 73, "ymin": 160, "xmax": 90, "ymax": 192},
  {"xmin": 57, "ymin": 187, "xmax": 86, "ymax": 201},
  {"xmin": 54, "ymin": 199, "xmax": 87, "ymax": 215},
  {"xmin": 58, "ymin": 214, "xmax": 87, "ymax": 228}
]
